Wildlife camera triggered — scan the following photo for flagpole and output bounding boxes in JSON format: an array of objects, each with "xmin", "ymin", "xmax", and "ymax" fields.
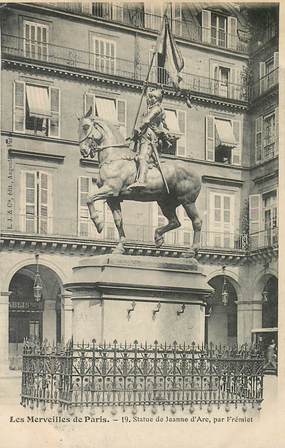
[
  {"xmin": 131, "ymin": 49, "xmax": 157, "ymax": 134},
  {"xmin": 131, "ymin": 7, "xmax": 169, "ymax": 135}
]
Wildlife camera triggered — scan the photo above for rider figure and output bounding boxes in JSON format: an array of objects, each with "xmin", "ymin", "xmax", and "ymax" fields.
[{"xmin": 128, "ymin": 88, "xmax": 171, "ymax": 190}]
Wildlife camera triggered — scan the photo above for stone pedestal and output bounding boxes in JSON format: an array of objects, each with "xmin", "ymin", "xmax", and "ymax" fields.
[{"xmin": 65, "ymin": 255, "xmax": 212, "ymax": 346}]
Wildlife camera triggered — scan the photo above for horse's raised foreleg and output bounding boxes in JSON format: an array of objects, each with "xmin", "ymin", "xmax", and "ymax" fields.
[
  {"xmin": 107, "ymin": 198, "xmax": 126, "ymax": 254},
  {"xmin": 154, "ymin": 200, "xmax": 181, "ymax": 248},
  {"xmin": 87, "ymin": 184, "xmax": 115, "ymax": 233},
  {"xmin": 182, "ymin": 201, "xmax": 202, "ymax": 255}
]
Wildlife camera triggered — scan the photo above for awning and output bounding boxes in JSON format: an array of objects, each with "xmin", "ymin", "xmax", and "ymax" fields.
[
  {"xmin": 26, "ymin": 85, "xmax": 51, "ymax": 118},
  {"xmin": 96, "ymin": 97, "xmax": 117, "ymax": 122},
  {"xmin": 164, "ymin": 109, "xmax": 181, "ymax": 133},
  {"xmin": 215, "ymin": 119, "xmax": 237, "ymax": 148}
]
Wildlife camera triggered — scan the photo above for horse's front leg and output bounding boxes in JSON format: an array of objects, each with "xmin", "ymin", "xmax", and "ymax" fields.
[
  {"xmin": 87, "ymin": 184, "xmax": 115, "ymax": 233},
  {"xmin": 107, "ymin": 198, "xmax": 126, "ymax": 254}
]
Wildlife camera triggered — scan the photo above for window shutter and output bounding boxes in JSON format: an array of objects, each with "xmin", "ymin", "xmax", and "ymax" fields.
[
  {"xmin": 22, "ymin": 171, "xmax": 37, "ymax": 233},
  {"xmin": 274, "ymin": 52, "xmax": 279, "ymax": 84},
  {"xmin": 81, "ymin": 2, "xmax": 92, "ymax": 14},
  {"xmin": 145, "ymin": 5, "xmax": 163, "ymax": 31},
  {"xmin": 232, "ymin": 120, "xmax": 241, "ymax": 165},
  {"xmin": 177, "ymin": 110, "xmax": 186, "ymax": 157},
  {"xmin": 249, "ymin": 194, "xmax": 262, "ymax": 249},
  {"xmin": 39, "ymin": 172, "xmax": 52, "ymax": 234},
  {"xmin": 117, "ymin": 99, "xmax": 127, "ymax": 138},
  {"xmin": 49, "ymin": 87, "xmax": 60, "ymax": 138},
  {"xmin": 227, "ymin": 16, "xmax": 237, "ymax": 50},
  {"xmin": 230, "ymin": 68, "xmax": 241, "ymax": 100},
  {"xmin": 78, "ymin": 176, "xmax": 91, "ymax": 237},
  {"xmin": 275, "ymin": 107, "xmax": 279, "ymax": 154},
  {"xmin": 201, "ymin": 10, "xmax": 211, "ymax": 43},
  {"xmin": 84, "ymin": 92, "xmax": 95, "ymax": 115},
  {"xmin": 230, "ymin": 68, "xmax": 237, "ymax": 99},
  {"xmin": 172, "ymin": 3, "xmax": 182, "ymax": 37},
  {"xmin": 211, "ymin": 64, "xmax": 219, "ymax": 95},
  {"xmin": 14, "ymin": 81, "xmax": 25, "ymax": 132},
  {"xmin": 255, "ymin": 116, "xmax": 263, "ymax": 163},
  {"xmin": 205, "ymin": 116, "xmax": 215, "ymax": 161},
  {"xmin": 259, "ymin": 62, "xmax": 266, "ymax": 94},
  {"xmin": 112, "ymin": 3, "xmax": 123, "ymax": 22}
]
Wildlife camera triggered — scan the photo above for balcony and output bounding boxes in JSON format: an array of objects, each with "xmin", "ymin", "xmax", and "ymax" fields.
[
  {"xmin": 249, "ymin": 228, "xmax": 278, "ymax": 251},
  {"xmin": 44, "ymin": 3, "xmax": 249, "ymax": 54},
  {"xmin": 249, "ymin": 67, "xmax": 279, "ymax": 101},
  {"xmin": 1, "ymin": 213, "xmax": 247, "ymax": 253},
  {"xmin": 2, "ymin": 34, "xmax": 248, "ymax": 103}
]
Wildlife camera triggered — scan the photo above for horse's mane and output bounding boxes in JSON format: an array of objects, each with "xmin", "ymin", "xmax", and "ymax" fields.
[{"xmin": 93, "ymin": 117, "xmax": 126, "ymax": 145}]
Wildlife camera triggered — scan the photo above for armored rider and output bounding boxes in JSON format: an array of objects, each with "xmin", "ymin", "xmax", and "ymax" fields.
[{"xmin": 128, "ymin": 88, "xmax": 172, "ymax": 190}]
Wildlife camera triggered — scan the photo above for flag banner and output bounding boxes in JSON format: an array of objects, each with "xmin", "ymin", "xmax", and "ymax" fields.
[{"xmin": 156, "ymin": 16, "xmax": 184, "ymax": 87}]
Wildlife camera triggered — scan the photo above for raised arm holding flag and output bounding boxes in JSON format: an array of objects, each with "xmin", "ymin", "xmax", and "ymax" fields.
[{"xmin": 128, "ymin": 11, "xmax": 185, "ymax": 192}]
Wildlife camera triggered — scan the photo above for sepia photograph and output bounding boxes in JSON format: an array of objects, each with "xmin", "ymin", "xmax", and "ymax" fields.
[{"xmin": 0, "ymin": 1, "xmax": 282, "ymax": 446}]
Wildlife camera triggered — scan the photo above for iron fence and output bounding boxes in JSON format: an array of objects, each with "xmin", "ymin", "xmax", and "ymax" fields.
[{"xmin": 21, "ymin": 339, "xmax": 264, "ymax": 413}]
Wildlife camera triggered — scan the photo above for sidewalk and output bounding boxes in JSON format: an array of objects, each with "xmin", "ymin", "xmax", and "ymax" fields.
[{"xmin": 0, "ymin": 373, "xmax": 280, "ymax": 448}]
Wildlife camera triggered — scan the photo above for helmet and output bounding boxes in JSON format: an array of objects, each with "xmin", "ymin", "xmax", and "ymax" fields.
[{"xmin": 147, "ymin": 88, "xmax": 163, "ymax": 103}]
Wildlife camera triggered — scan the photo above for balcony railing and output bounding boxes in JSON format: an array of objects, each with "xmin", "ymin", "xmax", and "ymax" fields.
[
  {"xmin": 45, "ymin": 3, "xmax": 248, "ymax": 53},
  {"xmin": 2, "ymin": 34, "xmax": 248, "ymax": 102},
  {"xmin": 249, "ymin": 67, "xmax": 279, "ymax": 100},
  {"xmin": 1, "ymin": 213, "xmax": 249, "ymax": 251},
  {"xmin": 249, "ymin": 228, "xmax": 278, "ymax": 251}
]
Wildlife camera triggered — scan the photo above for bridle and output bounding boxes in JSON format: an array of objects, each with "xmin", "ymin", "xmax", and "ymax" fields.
[{"xmin": 79, "ymin": 119, "xmax": 130, "ymax": 154}]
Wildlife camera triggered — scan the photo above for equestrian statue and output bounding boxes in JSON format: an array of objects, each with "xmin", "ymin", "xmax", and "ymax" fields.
[{"xmin": 78, "ymin": 88, "xmax": 202, "ymax": 256}]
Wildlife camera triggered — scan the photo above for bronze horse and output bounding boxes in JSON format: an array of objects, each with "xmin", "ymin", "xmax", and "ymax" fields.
[{"xmin": 78, "ymin": 110, "xmax": 202, "ymax": 256}]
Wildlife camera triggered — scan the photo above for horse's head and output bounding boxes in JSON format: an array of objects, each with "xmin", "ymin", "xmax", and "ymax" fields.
[{"xmin": 78, "ymin": 108, "xmax": 104, "ymax": 158}]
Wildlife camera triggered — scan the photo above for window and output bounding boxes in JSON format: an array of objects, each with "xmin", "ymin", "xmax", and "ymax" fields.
[
  {"xmin": 164, "ymin": 108, "xmax": 186, "ymax": 157},
  {"xmin": 92, "ymin": 3, "xmax": 123, "ymax": 22},
  {"xmin": 255, "ymin": 108, "xmax": 278, "ymax": 163},
  {"xmin": 149, "ymin": 50, "xmax": 169, "ymax": 85},
  {"xmin": 205, "ymin": 116, "xmax": 241, "ymax": 165},
  {"xmin": 93, "ymin": 37, "xmax": 116, "ymax": 75},
  {"xmin": 201, "ymin": 10, "xmax": 237, "ymax": 50},
  {"xmin": 13, "ymin": 81, "xmax": 60, "ymax": 137},
  {"xmin": 144, "ymin": 4, "xmax": 163, "ymax": 31},
  {"xmin": 211, "ymin": 13, "xmax": 227, "ymax": 48},
  {"xmin": 78, "ymin": 176, "xmax": 115, "ymax": 239},
  {"xmin": 24, "ymin": 21, "xmax": 48, "ymax": 61},
  {"xmin": 20, "ymin": 171, "xmax": 52, "ymax": 234},
  {"xmin": 84, "ymin": 92, "xmax": 127, "ymax": 137},
  {"xmin": 208, "ymin": 191, "xmax": 235, "ymax": 248},
  {"xmin": 211, "ymin": 64, "xmax": 241, "ymax": 100},
  {"xmin": 249, "ymin": 192, "xmax": 278, "ymax": 249},
  {"xmin": 259, "ymin": 52, "xmax": 279, "ymax": 94}
]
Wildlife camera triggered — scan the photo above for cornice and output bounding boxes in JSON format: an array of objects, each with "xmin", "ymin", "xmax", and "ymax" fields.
[
  {"xmin": 9, "ymin": 148, "xmax": 65, "ymax": 162},
  {"xmin": 0, "ymin": 233, "xmax": 277, "ymax": 265},
  {"xmin": 202, "ymin": 175, "xmax": 243, "ymax": 187}
]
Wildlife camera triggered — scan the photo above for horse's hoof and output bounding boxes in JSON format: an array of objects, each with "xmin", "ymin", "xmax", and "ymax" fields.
[
  {"xmin": 112, "ymin": 244, "xmax": 125, "ymax": 255},
  {"xmin": 154, "ymin": 235, "xmax": 164, "ymax": 248},
  {"xmin": 92, "ymin": 219, "xmax": 104, "ymax": 234},
  {"xmin": 182, "ymin": 249, "xmax": 195, "ymax": 258}
]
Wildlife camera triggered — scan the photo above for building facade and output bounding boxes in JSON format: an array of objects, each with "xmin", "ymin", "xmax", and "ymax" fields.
[{"xmin": 0, "ymin": 2, "xmax": 278, "ymax": 372}]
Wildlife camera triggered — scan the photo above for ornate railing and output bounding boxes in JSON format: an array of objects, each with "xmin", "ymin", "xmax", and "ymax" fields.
[
  {"xmin": 249, "ymin": 228, "xmax": 278, "ymax": 250},
  {"xmin": 21, "ymin": 339, "xmax": 264, "ymax": 413},
  {"xmin": 1, "ymin": 213, "xmax": 248, "ymax": 251},
  {"xmin": 249, "ymin": 67, "xmax": 279, "ymax": 100},
  {"xmin": 43, "ymin": 3, "xmax": 249, "ymax": 54},
  {"xmin": 2, "ymin": 34, "xmax": 248, "ymax": 102}
]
